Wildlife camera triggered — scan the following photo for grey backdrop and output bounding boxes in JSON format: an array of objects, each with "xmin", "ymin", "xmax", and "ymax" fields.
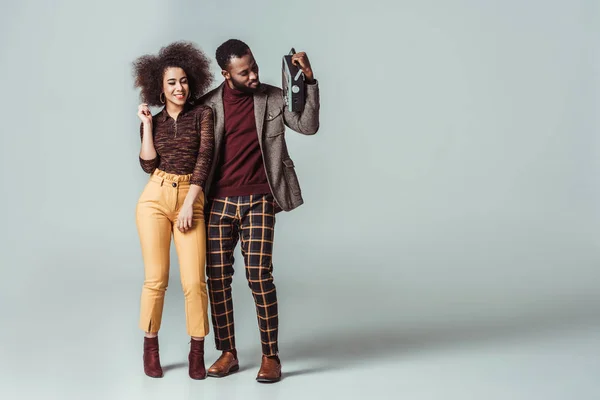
[{"xmin": 0, "ymin": 0, "xmax": 598, "ymax": 399}]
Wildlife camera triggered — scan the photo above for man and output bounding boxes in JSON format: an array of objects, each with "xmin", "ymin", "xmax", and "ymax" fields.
[{"xmin": 199, "ymin": 39, "xmax": 320, "ymax": 383}]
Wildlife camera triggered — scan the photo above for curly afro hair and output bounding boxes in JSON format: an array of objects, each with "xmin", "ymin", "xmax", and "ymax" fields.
[
  {"xmin": 215, "ymin": 39, "xmax": 251, "ymax": 70},
  {"xmin": 133, "ymin": 41, "xmax": 213, "ymax": 107}
]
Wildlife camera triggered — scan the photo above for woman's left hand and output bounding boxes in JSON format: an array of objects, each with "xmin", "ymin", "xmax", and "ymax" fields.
[{"xmin": 177, "ymin": 203, "xmax": 194, "ymax": 233}]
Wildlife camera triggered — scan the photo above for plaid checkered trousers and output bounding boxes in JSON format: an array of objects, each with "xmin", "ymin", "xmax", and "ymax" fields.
[{"xmin": 206, "ymin": 194, "xmax": 279, "ymax": 356}]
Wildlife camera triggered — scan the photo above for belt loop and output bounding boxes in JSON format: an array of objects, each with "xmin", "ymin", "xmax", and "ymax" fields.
[{"xmin": 160, "ymin": 178, "xmax": 164, "ymax": 186}]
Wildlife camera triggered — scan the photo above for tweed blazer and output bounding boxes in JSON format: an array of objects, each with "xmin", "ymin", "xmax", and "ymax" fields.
[{"xmin": 199, "ymin": 81, "xmax": 320, "ymax": 212}]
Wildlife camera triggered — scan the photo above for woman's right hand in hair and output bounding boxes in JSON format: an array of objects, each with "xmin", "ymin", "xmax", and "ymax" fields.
[{"xmin": 138, "ymin": 103, "xmax": 153, "ymax": 125}]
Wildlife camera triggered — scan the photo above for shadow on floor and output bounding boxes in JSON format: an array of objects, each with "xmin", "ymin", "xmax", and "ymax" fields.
[{"xmin": 278, "ymin": 309, "xmax": 600, "ymax": 378}]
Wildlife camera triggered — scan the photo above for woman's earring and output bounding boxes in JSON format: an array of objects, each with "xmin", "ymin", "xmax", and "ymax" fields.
[{"xmin": 160, "ymin": 93, "xmax": 165, "ymax": 104}]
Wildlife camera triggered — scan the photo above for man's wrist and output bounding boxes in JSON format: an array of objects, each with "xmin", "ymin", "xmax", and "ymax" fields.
[{"xmin": 303, "ymin": 68, "xmax": 315, "ymax": 83}]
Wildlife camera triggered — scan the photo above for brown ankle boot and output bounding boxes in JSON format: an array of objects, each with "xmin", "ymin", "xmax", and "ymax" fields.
[
  {"xmin": 188, "ymin": 339, "xmax": 206, "ymax": 380},
  {"xmin": 143, "ymin": 337, "xmax": 164, "ymax": 378},
  {"xmin": 256, "ymin": 355, "xmax": 281, "ymax": 383},
  {"xmin": 207, "ymin": 350, "xmax": 239, "ymax": 378}
]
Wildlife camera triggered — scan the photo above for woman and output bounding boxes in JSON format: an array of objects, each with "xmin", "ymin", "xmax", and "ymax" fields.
[{"xmin": 132, "ymin": 41, "xmax": 214, "ymax": 379}]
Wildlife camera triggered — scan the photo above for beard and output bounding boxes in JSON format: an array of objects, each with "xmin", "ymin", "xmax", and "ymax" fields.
[{"xmin": 230, "ymin": 76, "xmax": 260, "ymax": 94}]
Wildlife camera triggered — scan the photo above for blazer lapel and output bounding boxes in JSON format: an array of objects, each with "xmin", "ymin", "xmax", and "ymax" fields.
[
  {"xmin": 253, "ymin": 85, "xmax": 268, "ymax": 147},
  {"xmin": 212, "ymin": 82, "xmax": 226, "ymax": 150}
]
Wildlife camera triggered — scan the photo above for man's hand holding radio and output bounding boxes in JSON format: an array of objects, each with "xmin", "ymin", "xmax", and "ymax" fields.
[{"xmin": 291, "ymin": 52, "xmax": 315, "ymax": 83}]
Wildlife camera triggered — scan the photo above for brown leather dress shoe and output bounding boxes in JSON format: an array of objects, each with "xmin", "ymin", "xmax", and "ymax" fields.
[
  {"xmin": 207, "ymin": 351, "xmax": 239, "ymax": 377},
  {"xmin": 188, "ymin": 339, "xmax": 206, "ymax": 380},
  {"xmin": 256, "ymin": 355, "xmax": 281, "ymax": 383},
  {"xmin": 143, "ymin": 336, "xmax": 164, "ymax": 378}
]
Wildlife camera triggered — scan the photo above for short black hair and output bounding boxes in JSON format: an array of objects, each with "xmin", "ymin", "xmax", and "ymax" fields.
[
  {"xmin": 215, "ymin": 39, "xmax": 250, "ymax": 70},
  {"xmin": 132, "ymin": 41, "xmax": 213, "ymax": 107}
]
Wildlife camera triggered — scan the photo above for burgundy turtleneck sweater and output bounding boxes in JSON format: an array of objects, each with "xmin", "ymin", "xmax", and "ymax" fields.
[{"xmin": 210, "ymin": 83, "xmax": 271, "ymax": 198}]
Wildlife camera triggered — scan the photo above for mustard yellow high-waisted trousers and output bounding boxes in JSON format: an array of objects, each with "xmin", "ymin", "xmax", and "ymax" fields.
[{"xmin": 136, "ymin": 169, "xmax": 209, "ymax": 337}]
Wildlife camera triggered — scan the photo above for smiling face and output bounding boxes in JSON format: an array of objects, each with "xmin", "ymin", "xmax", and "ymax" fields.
[
  {"xmin": 222, "ymin": 50, "xmax": 260, "ymax": 94},
  {"xmin": 162, "ymin": 67, "xmax": 189, "ymax": 106}
]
